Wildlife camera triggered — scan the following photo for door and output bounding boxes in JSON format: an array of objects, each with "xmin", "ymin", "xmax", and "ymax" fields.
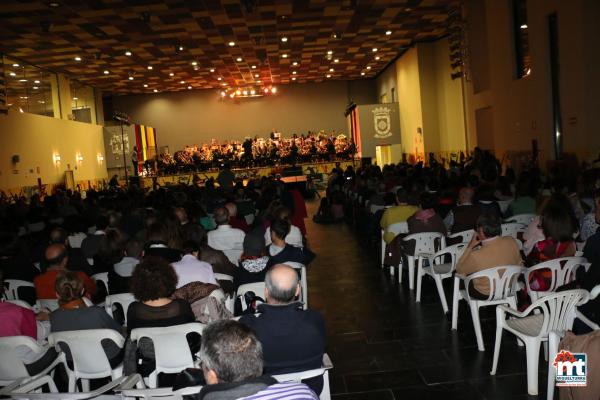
[{"xmin": 375, "ymin": 145, "xmax": 392, "ymax": 166}]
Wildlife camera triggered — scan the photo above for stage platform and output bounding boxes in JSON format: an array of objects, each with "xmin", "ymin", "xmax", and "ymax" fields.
[{"xmin": 136, "ymin": 160, "xmax": 355, "ymax": 189}]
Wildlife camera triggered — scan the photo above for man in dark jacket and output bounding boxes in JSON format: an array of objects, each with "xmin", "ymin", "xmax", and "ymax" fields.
[
  {"xmin": 267, "ymin": 219, "xmax": 315, "ymax": 268},
  {"xmin": 240, "ymin": 264, "xmax": 325, "ymax": 394}
]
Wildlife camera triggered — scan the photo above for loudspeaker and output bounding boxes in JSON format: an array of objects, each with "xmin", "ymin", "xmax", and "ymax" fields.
[{"xmin": 11, "ymin": 155, "xmax": 19, "ymax": 164}]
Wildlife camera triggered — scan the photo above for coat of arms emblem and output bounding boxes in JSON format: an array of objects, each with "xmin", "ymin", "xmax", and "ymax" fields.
[{"xmin": 372, "ymin": 107, "xmax": 392, "ymax": 138}]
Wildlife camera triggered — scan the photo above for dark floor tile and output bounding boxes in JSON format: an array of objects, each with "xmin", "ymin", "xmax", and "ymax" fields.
[
  {"xmin": 393, "ymin": 382, "xmax": 484, "ymax": 400},
  {"xmin": 470, "ymin": 373, "xmax": 547, "ymax": 400},
  {"xmin": 344, "ymin": 369, "xmax": 424, "ymax": 392},
  {"xmin": 329, "ymin": 373, "xmax": 347, "ymax": 394},
  {"xmin": 331, "ymin": 389, "xmax": 396, "ymax": 400}
]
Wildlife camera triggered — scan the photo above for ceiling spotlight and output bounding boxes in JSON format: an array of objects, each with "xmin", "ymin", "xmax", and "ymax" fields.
[
  {"xmin": 128, "ymin": 76, "xmax": 134, "ymax": 80},
  {"xmin": 366, "ymin": 66, "xmax": 371, "ymax": 70},
  {"xmin": 264, "ymin": 88, "xmax": 269, "ymax": 94},
  {"xmin": 228, "ymin": 41, "xmax": 235, "ymax": 47},
  {"xmin": 193, "ymin": 66, "xmax": 199, "ymax": 71},
  {"xmin": 147, "ymin": 65, "xmax": 153, "ymax": 70},
  {"xmin": 326, "ymin": 74, "xmax": 331, "ymax": 78},
  {"xmin": 375, "ymin": 56, "xmax": 380, "ymax": 60},
  {"xmin": 292, "ymin": 77, "xmax": 296, "ymax": 81},
  {"xmin": 327, "ymin": 50, "xmax": 333, "ymax": 55},
  {"xmin": 72, "ymin": 97, "xmax": 78, "ymax": 100},
  {"xmin": 217, "ymin": 77, "xmax": 222, "ymax": 81},
  {"xmin": 334, "ymin": 59, "xmax": 339, "ymax": 63},
  {"xmin": 12, "ymin": 63, "xmax": 19, "ymax": 67},
  {"xmin": 236, "ymin": 57, "xmax": 243, "ymax": 62},
  {"xmin": 220, "ymin": 91, "xmax": 226, "ymax": 97},
  {"xmin": 257, "ymin": 80, "xmax": 261, "ymax": 83},
  {"xmin": 38, "ymin": 100, "xmax": 45, "ymax": 104},
  {"xmin": 520, "ymin": 24, "xmax": 528, "ymax": 29},
  {"xmin": 9, "ymin": 72, "xmax": 16, "ymax": 77},
  {"xmin": 178, "ymin": 45, "xmax": 184, "ymax": 51},
  {"xmin": 361, "ymin": 72, "xmax": 366, "ymax": 76},
  {"xmin": 255, "ymin": 74, "xmax": 259, "ymax": 78},
  {"xmin": 250, "ymin": 89, "xmax": 256, "ymax": 95},
  {"xmin": 282, "ymin": 54, "xmax": 288, "ymax": 58},
  {"xmin": 292, "ymin": 71, "xmax": 297, "ymax": 75},
  {"xmin": 48, "ymin": 1, "xmax": 60, "ymax": 7},
  {"xmin": 281, "ymin": 37, "xmax": 288, "ymax": 42},
  {"xmin": 386, "ymin": 30, "xmax": 392, "ymax": 35},
  {"xmin": 74, "ymin": 56, "xmax": 82, "ymax": 61},
  {"xmin": 103, "ymin": 70, "xmax": 109, "ymax": 75},
  {"xmin": 251, "ymin": 65, "xmax": 257, "ymax": 69},
  {"xmin": 125, "ymin": 50, "xmax": 132, "ymax": 56},
  {"xmin": 187, "ymin": 86, "xmax": 192, "ymax": 90},
  {"xmin": 34, "ymin": 80, "xmax": 40, "ymax": 83},
  {"xmin": 271, "ymin": 87, "xmax": 277, "ymax": 93},
  {"xmin": 153, "ymin": 89, "xmax": 158, "ymax": 93},
  {"xmin": 292, "ymin": 61, "xmax": 298, "ymax": 66},
  {"xmin": 19, "ymin": 79, "xmax": 27, "ymax": 82},
  {"xmin": 222, "ymin": 82, "xmax": 227, "ymax": 86},
  {"xmin": 143, "ymin": 84, "xmax": 148, "ymax": 87},
  {"xmin": 210, "ymin": 68, "xmax": 215, "ymax": 72},
  {"xmin": 180, "ymin": 80, "xmax": 185, "ymax": 84},
  {"xmin": 191, "ymin": 61, "xmax": 197, "ymax": 66},
  {"xmin": 243, "ymin": 90, "xmax": 248, "ymax": 95},
  {"xmin": 169, "ymin": 72, "xmax": 174, "ymax": 77},
  {"xmin": 33, "ymin": 86, "xmax": 39, "ymax": 90},
  {"xmin": 372, "ymin": 48, "xmax": 378, "ymax": 52},
  {"xmin": 329, "ymin": 68, "xmax": 334, "ymax": 72}
]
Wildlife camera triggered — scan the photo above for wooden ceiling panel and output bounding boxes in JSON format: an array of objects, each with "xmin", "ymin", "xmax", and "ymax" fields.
[{"xmin": 0, "ymin": 0, "xmax": 457, "ymax": 94}]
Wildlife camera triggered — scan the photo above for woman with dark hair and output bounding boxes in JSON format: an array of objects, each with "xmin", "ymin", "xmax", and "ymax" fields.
[
  {"xmin": 527, "ymin": 193, "xmax": 578, "ymax": 291},
  {"xmin": 407, "ymin": 192, "xmax": 447, "ymax": 236},
  {"xmin": 126, "ymin": 257, "xmax": 197, "ymax": 379},
  {"xmin": 144, "ymin": 223, "xmax": 182, "ymax": 262}
]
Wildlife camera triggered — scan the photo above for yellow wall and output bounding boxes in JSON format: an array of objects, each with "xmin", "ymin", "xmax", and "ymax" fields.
[
  {"xmin": 0, "ymin": 111, "xmax": 108, "ymax": 191},
  {"xmin": 395, "ymin": 47, "xmax": 425, "ymax": 162},
  {"xmin": 464, "ymin": 0, "xmax": 600, "ymax": 165}
]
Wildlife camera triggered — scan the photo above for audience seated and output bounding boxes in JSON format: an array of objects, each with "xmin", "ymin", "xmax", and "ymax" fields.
[
  {"xmin": 444, "ymin": 187, "xmax": 480, "ymax": 234},
  {"xmin": 207, "ymin": 207, "xmax": 245, "ymax": 252},
  {"xmin": 144, "ymin": 223, "xmax": 182, "ymax": 263},
  {"xmin": 126, "ymin": 257, "xmax": 198, "ymax": 378},
  {"xmin": 456, "ymin": 213, "xmax": 523, "ymax": 299},
  {"xmin": 580, "ymin": 189, "xmax": 600, "ymax": 241},
  {"xmin": 267, "ymin": 219, "xmax": 315, "ymax": 268},
  {"xmin": 264, "ymin": 206, "xmax": 304, "ymax": 247},
  {"xmin": 108, "ymin": 238, "xmax": 143, "ymax": 294},
  {"xmin": 380, "ymin": 187, "xmax": 418, "ymax": 244},
  {"xmin": 80, "ymin": 215, "xmax": 109, "ymax": 260},
  {"xmin": 240, "ymin": 264, "xmax": 326, "ymax": 394},
  {"xmin": 50, "ymin": 271, "xmax": 123, "ymax": 366},
  {"xmin": 42, "ymin": 227, "xmax": 92, "ymax": 276},
  {"xmin": 34, "ymin": 244, "xmax": 96, "ymax": 301},
  {"xmin": 172, "ymin": 240, "xmax": 217, "ymax": 288},
  {"xmin": 234, "ymin": 231, "xmax": 269, "ymax": 290},
  {"xmin": 225, "ymin": 202, "xmax": 250, "ymax": 233},
  {"xmin": 197, "ymin": 319, "xmax": 318, "ymax": 400}
]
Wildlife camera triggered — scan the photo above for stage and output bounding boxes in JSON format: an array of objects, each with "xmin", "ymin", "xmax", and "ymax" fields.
[{"xmin": 135, "ymin": 160, "xmax": 355, "ymax": 189}]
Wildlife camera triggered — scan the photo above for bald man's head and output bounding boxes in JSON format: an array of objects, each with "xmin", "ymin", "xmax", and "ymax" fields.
[
  {"xmin": 45, "ymin": 243, "xmax": 68, "ymax": 268},
  {"xmin": 265, "ymin": 264, "xmax": 300, "ymax": 304}
]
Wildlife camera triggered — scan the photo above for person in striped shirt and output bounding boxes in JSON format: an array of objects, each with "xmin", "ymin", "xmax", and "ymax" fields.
[{"xmin": 196, "ymin": 319, "xmax": 318, "ymax": 400}]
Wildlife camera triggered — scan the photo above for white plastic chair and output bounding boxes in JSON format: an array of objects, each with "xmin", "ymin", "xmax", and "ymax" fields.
[
  {"xmin": 272, "ymin": 354, "xmax": 334, "ymax": 400},
  {"xmin": 37, "ymin": 299, "xmax": 59, "ymax": 312},
  {"xmin": 130, "ymin": 322, "xmax": 205, "ymax": 388},
  {"xmin": 501, "ymin": 222, "xmax": 525, "ymax": 238},
  {"xmin": 104, "ymin": 293, "xmax": 136, "ymax": 325},
  {"xmin": 525, "ymin": 257, "xmax": 589, "ymax": 302},
  {"xmin": 369, "ymin": 204, "xmax": 387, "ymax": 214},
  {"xmin": 0, "ymin": 336, "xmax": 67, "ymax": 387},
  {"xmin": 575, "ymin": 240, "xmax": 586, "ymax": 257},
  {"xmin": 497, "ymin": 200, "xmax": 513, "ymax": 215},
  {"xmin": 380, "ymin": 221, "xmax": 408, "ymax": 271},
  {"xmin": 213, "ymin": 273, "xmax": 234, "ymax": 282},
  {"xmin": 447, "ymin": 229, "xmax": 474, "ymax": 244},
  {"xmin": 451, "ymin": 265, "xmax": 525, "ymax": 351},
  {"xmin": 5, "ymin": 373, "xmax": 141, "ymax": 400},
  {"xmin": 48, "ymin": 329, "xmax": 126, "ymax": 392},
  {"xmin": 91, "ymin": 272, "xmax": 109, "ymax": 295},
  {"xmin": 416, "ymin": 243, "xmax": 467, "ymax": 313},
  {"xmin": 222, "ymin": 249, "xmax": 243, "ymax": 265},
  {"xmin": 400, "ymin": 232, "xmax": 446, "ymax": 290},
  {"xmin": 3, "ymin": 279, "xmax": 35, "ymax": 302},
  {"xmin": 546, "ymin": 330, "xmax": 563, "ymax": 400},
  {"xmin": 490, "ymin": 289, "xmax": 589, "ymax": 396},
  {"xmin": 5, "ymin": 299, "xmax": 34, "ymax": 310},
  {"xmin": 505, "ymin": 213, "xmax": 536, "ymax": 226},
  {"xmin": 283, "ymin": 261, "xmax": 308, "ymax": 309},
  {"xmin": 236, "ymin": 282, "xmax": 266, "ymax": 313}
]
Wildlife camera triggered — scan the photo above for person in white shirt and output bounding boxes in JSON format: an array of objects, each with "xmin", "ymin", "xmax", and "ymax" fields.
[
  {"xmin": 207, "ymin": 207, "xmax": 246, "ymax": 251},
  {"xmin": 172, "ymin": 241, "xmax": 218, "ymax": 288},
  {"xmin": 264, "ymin": 206, "xmax": 304, "ymax": 247}
]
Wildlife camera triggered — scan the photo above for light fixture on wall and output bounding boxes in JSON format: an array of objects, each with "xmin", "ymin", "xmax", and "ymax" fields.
[
  {"xmin": 219, "ymin": 85, "xmax": 278, "ymax": 100},
  {"xmin": 97, "ymin": 154, "xmax": 104, "ymax": 163},
  {"xmin": 53, "ymin": 153, "xmax": 61, "ymax": 163},
  {"xmin": 76, "ymin": 153, "xmax": 84, "ymax": 163}
]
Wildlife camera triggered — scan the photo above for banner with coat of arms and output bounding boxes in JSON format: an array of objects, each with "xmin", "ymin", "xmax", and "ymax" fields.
[{"xmin": 354, "ymin": 103, "xmax": 401, "ymax": 158}]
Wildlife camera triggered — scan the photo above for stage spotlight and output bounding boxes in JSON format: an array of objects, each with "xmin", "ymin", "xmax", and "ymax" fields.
[
  {"xmin": 271, "ymin": 87, "xmax": 277, "ymax": 93},
  {"xmin": 264, "ymin": 88, "xmax": 270, "ymax": 94},
  {"xmin": 236, "ymin": 89, "xmax": 241, "ymax": 95}
]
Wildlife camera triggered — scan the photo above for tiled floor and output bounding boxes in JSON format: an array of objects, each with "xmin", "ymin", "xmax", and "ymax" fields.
[{"xmin": 303, "ymin": 200, "xmax": 548, "ymax": 400}]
